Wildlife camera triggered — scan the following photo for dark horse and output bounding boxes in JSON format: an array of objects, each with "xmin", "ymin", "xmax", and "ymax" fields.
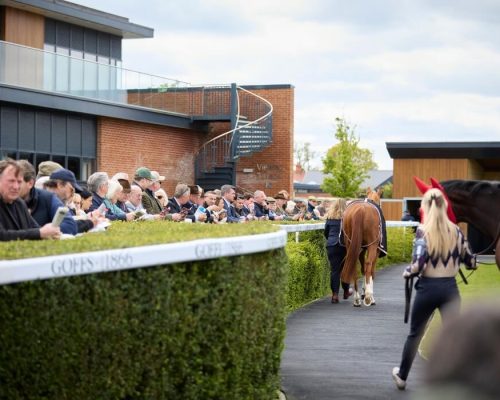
[
  {"xmin": 341, "ymin": 190, "xmax": 384, "ymax": 306},
  {"xmin": 441, "ymin": 179, "xmax": 500, "ymax": 268}
]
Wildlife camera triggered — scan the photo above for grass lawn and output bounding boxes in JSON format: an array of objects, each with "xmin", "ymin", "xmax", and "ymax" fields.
[{"xmin": 419, "ymin": 263, "xmax": 500, "ymax": 359}]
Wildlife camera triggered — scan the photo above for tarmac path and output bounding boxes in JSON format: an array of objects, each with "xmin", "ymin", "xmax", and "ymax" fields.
[{"xmin": 280, "ymin": 263, "xmax": 426, "ymax": 400}]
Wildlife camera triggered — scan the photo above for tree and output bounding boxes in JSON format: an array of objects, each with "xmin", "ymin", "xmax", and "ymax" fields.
[
  {"xmin": 294, "ymin": 142, "xmax": 317, "ymax": 171},
  {"xmin": 381, "ymin": 182, "xmax": 393, "ymax": 198},
  {"xmin": 321, "ymin": 117, "xmax": 377, "ymax": 198}
]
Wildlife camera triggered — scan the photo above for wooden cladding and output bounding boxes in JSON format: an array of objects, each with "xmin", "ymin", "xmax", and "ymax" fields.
[
  {"xmin": 381, "ymin": 199, "xmax": 403, "ymax": 221},
  {"xmin": 392, "ymin": 158, "xmax": 470, "ymax": 198},
  {"xmin": 3, "ymin": 7, "xmax": 44, "ymax": 49}
]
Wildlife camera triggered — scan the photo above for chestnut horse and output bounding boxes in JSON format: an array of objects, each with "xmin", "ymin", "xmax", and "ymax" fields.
[
  {"xmin": 341, "ymin": 189, "xmax": 384, "ymax": 306},
  {"xmin": 441, "ymin": 179, "xmax": 500, "ymax": 269}
]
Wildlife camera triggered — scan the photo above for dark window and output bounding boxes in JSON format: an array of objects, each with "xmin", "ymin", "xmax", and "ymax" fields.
[
  {"xmin": 82, "ymin": 118, "xmax": 96, "ymax": 157},
  {"xmin": 45, "ymin": 19, "xmax": 56, "ymax": 45},
  {"xmin": 19, "ymin": 109, "xmax": 35, "ymax": 151},
  {"xmin": 56, "ymin": 21, "xmax": 70, "ymax": 49},
  {"xmin": 35, "ymin": 112, "xmax": 52, "ymax": 152},
  {"xmin": 51, "ymin": 114, "xmax": 67, "ymax": 154},
  {"xmin": 1, "ymin": 104, "xmax": 96, "ymax": 179},
  {"xmin": 110, "ymin": 35, "xmax": 122, "ymax": 60},
  {"xmin": 97, "ymin": 32, "xmax": 110, "ymax": 59},
  {"xmin": 67, "ymin": 156, "xmax": 81, "ymax": 179},
  {"xmin": 71, "ymin": 26, "xmax": 84, "ymax": 52},
  {"xmin": 35, "ymin": 153, "xmax": 51, "ymax": 169},
  {"xmin": 45, "ymin": 18, "xmax": 122, "ymax": 64},
  {"xmin": 18, "ymin": 152, "xmax": 34, "ymax": 165},
  {"xmin": 52, "ymin": 155, "xmax": 66, "ymax": 167},
  {"xmin": 1, "ymin": 106, "xmax": 18, "ymax": 149},
  {"xmin": 84, "ymin": 30, "xmax": 97, "ymax": 55},
  {"xmin": 67, "ymin": 117, "xmax": 82, "ymax": 155}
]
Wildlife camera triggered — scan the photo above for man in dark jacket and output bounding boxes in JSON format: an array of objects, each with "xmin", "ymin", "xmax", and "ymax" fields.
[
  {"xmin": 0, "ymin": 159, "xmax": 60, "ymax": 241},
  {"xmin": 17, "ymin": 160, "xmax": 79, "ymax": 235}
]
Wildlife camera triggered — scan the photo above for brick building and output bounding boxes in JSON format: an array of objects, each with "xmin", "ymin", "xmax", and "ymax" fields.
[{"xmin": 0, "ymin": 0, "xmax": 294, "ymax": 196}]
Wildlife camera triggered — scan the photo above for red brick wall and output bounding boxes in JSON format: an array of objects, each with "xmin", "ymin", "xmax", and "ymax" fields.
[
  {"xmin": 98, "ymin": 117, "xmax": 204, "ymax": 195},
  {"xmin": 236, "ymin": 87, "xmax": 294, "ymax": 196},
  {"xmin": 98, "ymin": 85, "xmax": 294, "ymax": 196}
]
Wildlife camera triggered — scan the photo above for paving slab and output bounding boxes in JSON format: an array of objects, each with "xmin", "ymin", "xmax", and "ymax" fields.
[{"xmin": 280, "ymin": 263, "xmax": 426, "ymax": 400}]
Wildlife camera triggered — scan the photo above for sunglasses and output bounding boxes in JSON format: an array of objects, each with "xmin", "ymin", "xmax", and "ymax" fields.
[{"xmin": 157, "ymin": 195, "xmax": 164, "ymax": 199}]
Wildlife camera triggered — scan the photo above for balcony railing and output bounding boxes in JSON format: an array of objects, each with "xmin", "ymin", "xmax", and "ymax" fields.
[{"xmin": 0, "ymin": 40, "xmax": 195, "ymax": 115}]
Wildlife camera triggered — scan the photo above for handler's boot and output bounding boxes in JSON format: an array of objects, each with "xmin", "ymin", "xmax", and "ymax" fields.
[
  {"xmin": 331, "ymin": 293, "xmax": 339, "ymax": 303},
  {"xmin": 343, "ymin": 287, "xmax": 353, "ymax": 300}
]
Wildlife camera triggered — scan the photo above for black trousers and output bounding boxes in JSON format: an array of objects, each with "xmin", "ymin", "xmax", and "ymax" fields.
[
  {"xmin": 398, "ymin": 276, "xmax": 460, "ymax": 380},
  {"xmin": 326, "ymin": 245, "xmax": 350, "ymax": 294}
]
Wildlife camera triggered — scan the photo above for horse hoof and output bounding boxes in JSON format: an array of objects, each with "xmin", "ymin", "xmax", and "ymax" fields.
[
  {"xmin": 353, "ymin": 303, "xmax": 361, "ymax": 307},
  {"xmin": 363, "ymin": 296, "xmax": 375, "ymax": 306}
]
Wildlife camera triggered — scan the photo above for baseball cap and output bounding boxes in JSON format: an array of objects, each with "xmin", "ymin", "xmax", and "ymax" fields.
[
  {"xmin": 308, "ymin": 195, "xmax": 318, "ymax": 201},
  {"xmin": 135, "ymin": 167, "xmax": 153, "ymax": 180},
  {"xmin": 37, "ymin": 161, "xmax": 63, "ymax": 179},
  {"xmin": 49, "ymin": 168, "xmax": 83, "ymax": 192},
  {"xmin": 150, "ymin": 170, "xmax": 166, "ymax": 182}
]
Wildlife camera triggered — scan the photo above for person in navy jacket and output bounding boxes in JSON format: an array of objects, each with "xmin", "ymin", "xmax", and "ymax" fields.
[
  {"xmin": 18, "ymin": 160, "xmax": 78, "ymax": 235},
  {"xmin": 323, "ymin": 198, "xmax": 352, "ymax": 303}
]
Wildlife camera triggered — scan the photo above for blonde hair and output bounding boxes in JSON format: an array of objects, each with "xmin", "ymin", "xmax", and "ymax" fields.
[
  {"xmin": 326, "ymin": 198, "xmax": 346, "ymax": 220},
  {"xmin": 421, "ymin": 188, "xmax": 457, "ymax": 259}
]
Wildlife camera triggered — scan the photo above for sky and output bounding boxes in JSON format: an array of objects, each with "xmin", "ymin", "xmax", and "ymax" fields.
[{"xmin": 78, "ymin": 0, "xmax": 500, "ymax": 170}]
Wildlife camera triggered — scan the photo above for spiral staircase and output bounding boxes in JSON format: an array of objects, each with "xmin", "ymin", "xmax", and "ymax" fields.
[{"xmin": 194, "ymin": 84, "xmax": 273, "ymax": 190}]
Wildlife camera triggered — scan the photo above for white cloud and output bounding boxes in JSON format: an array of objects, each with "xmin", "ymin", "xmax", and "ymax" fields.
[{"xmin": 77, "ymin": 0, "xmax": 500, "ymax": 171}]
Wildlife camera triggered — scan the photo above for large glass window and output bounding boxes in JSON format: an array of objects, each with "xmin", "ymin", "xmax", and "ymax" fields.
[
  {"xmin": 44, "ymin": 19, "xmax": 122, "ymax": 98},
  {"xmin": 0, "ymin": 105, "xmax": 96, "ymax": 180}
]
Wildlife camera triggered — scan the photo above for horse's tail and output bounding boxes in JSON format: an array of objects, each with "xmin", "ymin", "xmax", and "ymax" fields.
[{"xmin": 341, "ymin": 208, "xmax": 363, "ymax": 284}]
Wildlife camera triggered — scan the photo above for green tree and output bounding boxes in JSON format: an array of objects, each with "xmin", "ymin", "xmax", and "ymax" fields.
[
  {"xmin": 294, "ymin": 142, "xmax": 317, "ymax": 171},
  {"xmin": 381, "ymin": 182, "xmax": 393, "ymax": 198},
  {"xmin": 321, "ymin": 117, "xmax": 377, "ymax": 198}
]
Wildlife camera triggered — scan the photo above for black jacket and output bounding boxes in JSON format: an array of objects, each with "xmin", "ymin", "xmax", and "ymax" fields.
[
  {"xmin": 324, "ymin": 218, "xmax": 343, "ymax": 247},
  {"xmin": 0, "ymin": 197, "xmax": 41, "ymax": 241}
]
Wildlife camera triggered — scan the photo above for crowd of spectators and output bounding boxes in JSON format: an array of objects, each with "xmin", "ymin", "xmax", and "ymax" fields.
[{"xmin": 0, "ymin": 160, "xmax": 333, "ymax": 241}]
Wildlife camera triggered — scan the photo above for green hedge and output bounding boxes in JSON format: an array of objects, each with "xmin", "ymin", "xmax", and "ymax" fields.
[
  {"xmin": 0, "ymin": 222, "xmax": 414, "ymax": 398},
  {"xmin": 285, "ymin": 230, "xmax": 329, "ymax": 311},
  {"xmin": 0, "ymin": 223, "xmax": 287, "ymax": 400}
]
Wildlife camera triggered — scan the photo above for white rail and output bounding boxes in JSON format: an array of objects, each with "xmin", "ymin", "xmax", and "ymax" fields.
[{"xmin": 0, "ymin": 230, "xmax": 287, "ymax": 286}]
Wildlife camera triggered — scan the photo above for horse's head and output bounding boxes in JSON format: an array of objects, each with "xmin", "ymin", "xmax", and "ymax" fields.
[
  {"xmin": 366, "ymin": 187, "xmax": 381, "ymax": 206},
  {"xmin": 413, "ymin": 176, "xmax": 457, "ymax": 223}
]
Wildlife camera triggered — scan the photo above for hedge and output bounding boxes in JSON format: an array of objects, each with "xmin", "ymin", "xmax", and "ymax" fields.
[
  {"xmin": 0, "ymin": 222, "xmax": 414, "ymax": 398},
  {"xmin": 0, "ymin": 222, "xmax": 287, "ymax": 400}
]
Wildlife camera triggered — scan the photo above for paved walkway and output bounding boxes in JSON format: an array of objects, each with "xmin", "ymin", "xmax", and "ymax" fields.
[{"xmin": 280, "ymin": 263, "xmax": 425, "ymax": 400}]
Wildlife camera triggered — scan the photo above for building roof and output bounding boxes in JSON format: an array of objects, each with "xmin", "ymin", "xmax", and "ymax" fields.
[
  {"xmin": 0, "ymin": 0, "xmax": 153, "ymax": 38},
  {"xmin": 386, "ymin": 142, "xmax": 500, "ymax": 170},
  {"xmin": 296, "ymin": 169, "xmax": 393, "ymax": 192}
]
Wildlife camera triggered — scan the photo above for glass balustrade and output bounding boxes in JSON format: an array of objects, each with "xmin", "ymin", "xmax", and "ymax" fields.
[{"xmin": 0, "ymin": 40, "xmax": 191, "ymax": 115}]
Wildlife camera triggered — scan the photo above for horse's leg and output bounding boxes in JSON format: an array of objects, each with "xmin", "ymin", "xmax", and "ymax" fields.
[
  {"xmin": 359, "ymin": 249, "xmax": 366, "ymax": 300},
  {"xmin": 363, "ymin": 245, "xmax": 378, "ymax": 306},
  {"xmin": 353, "ymin": 276, "xmax": 362, "ymax": 307},
  {"xmin": 352, "ymin": 249, "xmax": 365, "ymax": 307}
]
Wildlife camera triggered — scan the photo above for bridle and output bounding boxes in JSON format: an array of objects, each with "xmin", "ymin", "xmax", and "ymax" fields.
[{"xmin": 473, "ymin": 221, "xmax": 500, "ymax": 265}]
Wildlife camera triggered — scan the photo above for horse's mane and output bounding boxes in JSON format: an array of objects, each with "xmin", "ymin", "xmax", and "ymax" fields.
[{"xmin": 441, "ymin": 179, "xmax": 500, "ymax": 196}]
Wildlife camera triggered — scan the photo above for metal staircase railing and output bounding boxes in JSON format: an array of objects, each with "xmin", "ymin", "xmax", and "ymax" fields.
[{"xmin": 195, "ymin": 85, "xmax": 273, "ymax": 185}]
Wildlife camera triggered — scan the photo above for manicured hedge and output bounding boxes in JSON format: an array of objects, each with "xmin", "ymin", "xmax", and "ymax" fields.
[
  {"xmin": 0, "ymin": 222, "xmax": 287, "ymax": 400},
  {"xmin": 0, "ymin": 221, "xmax": 414, "ymax": 398},
  {"xmin": 285, "ymin": 230, "xmax": 329, "ymax": 311}
]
